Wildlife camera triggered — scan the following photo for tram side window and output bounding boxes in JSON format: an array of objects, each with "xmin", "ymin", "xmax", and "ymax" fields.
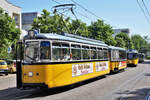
[
  {"xmin": 61, "ymin": 44, "xmax": 70, "ymax": 61},
  {"xmin": 40, "ymin": 41, "xmax": 51, "ymax": 60},
  {"xmin": 82, "ymin": 46, "xmax": 90, "ymax": 60},
  {"xmin": 103, "ymin": 49, "xmax": 108, "ymax": 60},
  {"xmin": 133, "ymin": 53, "xmax": 138, "ymax": 59},
  {"xmin": 98, "ymin": 48, "xmax": 103, "ymax": 60},
  {"xmin": 52, "ymin": 42, "xmax": 70, "ymax": 61},
  {"xmin": 91, "ymin": 47, "xmax": 97, "ymax": 59},
  {"xmin": 111, "ymin": 50, "xmax": 119, "ymax": 61},
  {"xmin": 52, "ymin": 42, "xmax": 61, "ymax": 61},
  {"xmin": 71, "ymin": 44, "xmax": 81, "ymax": 60}
]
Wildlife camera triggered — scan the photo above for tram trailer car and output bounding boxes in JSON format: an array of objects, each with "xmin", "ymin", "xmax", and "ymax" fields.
[
  {"xmin": 109, "ymin": 46, "xmax": 127, "ymax": 72},
  {"xmin": 16, "ymin": 31, "xmax": 111, "ymax": 89},
  {"xmin": 138, "ymin": 53, "xmax": 145, "ymax": 63},
  {"xmin": 127, "ymin": 50, "xmax": 139, "ymax": 67}
]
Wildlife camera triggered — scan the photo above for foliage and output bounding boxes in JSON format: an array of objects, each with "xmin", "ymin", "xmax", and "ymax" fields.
[
  {"xmin": 68, "ymin": 19, "xmax": 89, "ymax": 36},
  {"xmin": 32, "ymin": 10, "xmax": 117, "ymax": 46},
  {"xmin": 0, "ymin": 7, "xmax": 20, "ymax": 59},
  {"xmin": 32, "ymin": 9, "xmax": 71, "ymax": 34},
  {"xmin": 115, "ymin": 32, "xmax": 133, "ymax": 49},
  {"xmin": 131, "ymin": 34, "xmax": 147, "ymax": 52},
  {"xmin": 115, "ymin": 37, "xmax": 126, "ymax": 48},
  {"xmin": 32, "ymin": 9, "xmax": 150, "ymax": 52},
  {"xmin": 146, "ymin": 56, "xmax": 150, "ymax": 59},
  {"xmin": 88, "ymin": 19, "xmax": 116, "ymax": 46}
]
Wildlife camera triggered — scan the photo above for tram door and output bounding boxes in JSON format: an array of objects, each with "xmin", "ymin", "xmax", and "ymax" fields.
[{"xmin": 16, "ymin": 41, "xmax": 24, "ymax": 88}]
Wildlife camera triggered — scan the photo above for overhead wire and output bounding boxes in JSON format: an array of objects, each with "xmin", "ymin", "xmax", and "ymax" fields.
[
  {"xmin": 74, "ymin": 11, "xmax": 93, "ymax": 21},
  {"xmin": 70, "ymin": 0, "xmax": 115, "ymax": 26},
  {"xmin": 51, "ymin": 0, "xmax": 93, "ymax": 21},
  {"xmin": 136, "ymin": 0, "xmax": 150, "ymax": 24},
  {"xmin": 70, "ymin": 0, "xmax": 104, "ymax": 20},
  {"xmin": 141, "ymin": 0, "xmax": 150, "ymax": 18}
]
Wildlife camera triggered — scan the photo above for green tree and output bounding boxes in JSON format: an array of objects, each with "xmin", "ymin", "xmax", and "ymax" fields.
[
  {"xmin": 68, "ymin": 19, "xmax": 89, "ymax": 36},
  {"xmin": 115, "ymin": 32, "xmax": 133, "ymax": 49},
  {"xmin": 88, "ymin": 19, "xmax": 116, "ymax": 46},
  {"xmin": 115, "ymin": 37, "xmax": 126, "ymax": 48},
  {"xmin": 32, "ymin": 9, "xmax": 71, "ymax": 34},
  {"xmin": 0, "ymin": 8, "xmax": 20, "ymax": 59},
  {"xmin": 131, "ymin": 34, "xmax": 147, "ymax": 52}
]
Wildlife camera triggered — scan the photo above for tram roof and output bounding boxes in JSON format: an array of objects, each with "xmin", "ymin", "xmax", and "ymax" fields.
[
  {"xmin": 108, "ymin": 46, "xmax": 126, "ymax": 51},
  {"xmin": 127, "ymin": 49, "xmax": 138, "ymax": 53},
  {"xmin": 30, "ymin": 33, "xmax": 108, "ymax": 47}
]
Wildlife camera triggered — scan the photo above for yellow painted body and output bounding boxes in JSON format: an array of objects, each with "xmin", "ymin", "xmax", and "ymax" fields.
[
  {"xmin": 22, "ymin": 61, "xmax": 110, "ymax": 88},
  {"xmin": 109, "ymin": 61, "xmax": 127, "ymax": 71},
  {"xmin": 0, "ymin": 60, "xmax": 8, "ymax": 70},
  {"xmin": 127, "ymin": 58, "xmax": 139, "ymax": 65}
]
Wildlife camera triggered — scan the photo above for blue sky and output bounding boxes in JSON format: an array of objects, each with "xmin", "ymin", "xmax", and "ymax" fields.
[{"xmin": 9, "ymin": 0, "xmax": 150, "ymax": 37}]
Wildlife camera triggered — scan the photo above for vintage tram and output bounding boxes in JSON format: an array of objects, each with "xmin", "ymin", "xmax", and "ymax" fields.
[{"xmin": 16, "ymin": 31, "xmax": 110, "ymax": 89}]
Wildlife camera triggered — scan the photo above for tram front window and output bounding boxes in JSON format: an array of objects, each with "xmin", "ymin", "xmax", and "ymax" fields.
[
  {"xmin": 24, "ymin": 41, "xmax": 39, "ymax": 62},
  {"xmin": 40, "ymin": 41, "xmax": 51, "ymax": 60},
  {"xmin": 127, "ymin": 53, "xmax": 138, "ymax": 60}
]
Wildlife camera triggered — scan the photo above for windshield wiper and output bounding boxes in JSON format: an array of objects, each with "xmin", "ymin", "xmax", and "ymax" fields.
[{"xmin": 25, "ymin": 55, "xmax": 34, "ymax": 61}]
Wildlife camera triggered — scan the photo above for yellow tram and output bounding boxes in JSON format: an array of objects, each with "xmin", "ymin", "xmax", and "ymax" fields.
[
  {"xmin": 127, "ymin": 50, "xmax": 139, "ymax": 67},
  {"xmin": 16, "ymin": 31, "xmax": 110, "ymax": 89},
  {"xmin": 109, "ymin": 46, "xmax": 127, "ymax": 72}
]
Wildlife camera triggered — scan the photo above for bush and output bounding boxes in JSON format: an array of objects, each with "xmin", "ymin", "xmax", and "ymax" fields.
[{"xmin": 146, "ymin": 56, "xmax": 150, "ymax": 59}]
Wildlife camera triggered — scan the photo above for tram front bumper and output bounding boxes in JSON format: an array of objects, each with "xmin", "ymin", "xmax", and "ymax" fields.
[{"xmin": 22, "ymin": 83, "xmax": 48, "ymax": 89}]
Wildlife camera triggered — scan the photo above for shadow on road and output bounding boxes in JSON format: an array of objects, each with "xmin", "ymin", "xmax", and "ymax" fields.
[
  {"xmin": 20, "ymin": 75, "xmax": 106, "ymax": 99},
  {"xmin": 0, "ymin": 75, "xmax": 106, "ymax": 100},
  {"xmin": 144, "ymin": 73, "xmax": 150, "ymax": 76},
  {"xmin": 116, "ymin": 88, "xmax": 150, "ymax": 100},
  {"xmin": 0, "ymin": 87, "xmax": 37, "ymax": 100}
]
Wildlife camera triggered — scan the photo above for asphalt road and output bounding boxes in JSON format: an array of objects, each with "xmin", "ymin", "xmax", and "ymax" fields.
[{"xmin": 0, "ymin": 61, "xmax": 150, "ymax": 100}]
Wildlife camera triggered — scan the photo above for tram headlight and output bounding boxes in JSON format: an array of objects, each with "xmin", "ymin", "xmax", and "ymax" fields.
[{"xmin": 28, "ymin": 72, "xmax": 33, "ymax": 77}]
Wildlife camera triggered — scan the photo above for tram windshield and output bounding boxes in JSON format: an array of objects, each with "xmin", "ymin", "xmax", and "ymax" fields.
[
  {"xmin": 127, "ymin": 53, "xmax": 138, "ymax": 60},
  {"xmin": 40, "ymin": 41, "xmax": 51, "ymax": 60},
  {"xmin": 24, "ymin": 41, "xmax": 39, "ymax": 62},
  {"xmin": 24, "ymin": 41, "xmax": 51, "ymax": 62}
]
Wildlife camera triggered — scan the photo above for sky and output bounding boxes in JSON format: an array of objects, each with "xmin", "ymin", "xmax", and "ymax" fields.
[{"xmin": 8, "ymin": 0, "xmax": 150, "ymax": 37}]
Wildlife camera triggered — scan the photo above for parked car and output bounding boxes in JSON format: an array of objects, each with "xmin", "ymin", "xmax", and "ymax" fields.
[
  {"xmin": 7, "ymin": 60, "xmax": 16, "ymax": 73},
  {"xmin": 0, "ymin": 60, "xmax": 8, "ymax": 75}
]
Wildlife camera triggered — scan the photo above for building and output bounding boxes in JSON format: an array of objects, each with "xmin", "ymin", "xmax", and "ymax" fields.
[
  {"xmin": 22, "ymin": 12, "xmax": 41, "ymax": 31},
  {"xmin": 0, "ymin": 0, "xmax": 22, "ymax": 29},
  {"xmin": 113, "ymin": 28, "xmax": 130, "ymax": 37}
]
